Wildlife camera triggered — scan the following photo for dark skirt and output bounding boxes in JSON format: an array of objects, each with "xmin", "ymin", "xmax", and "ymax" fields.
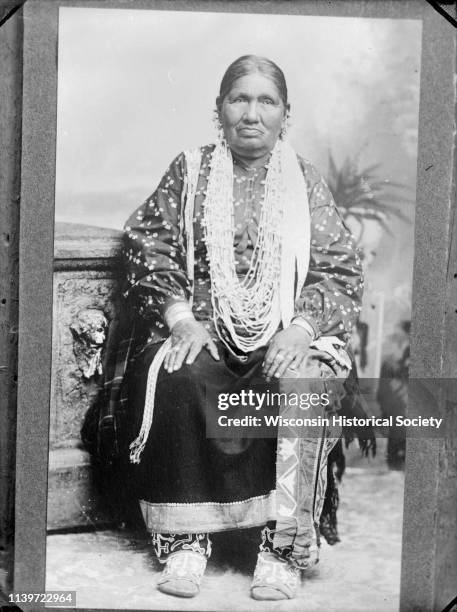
[
  {"xmin": 129, "ymin": 341, "xmax": 279, "ymax": 534},
  {"xmin": 127, "ymin": 337, "xmax": 346, "ymax": 556}
]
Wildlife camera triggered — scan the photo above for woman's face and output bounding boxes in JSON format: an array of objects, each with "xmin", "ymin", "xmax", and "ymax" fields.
[{"xmin": 219, "ymin": 73, "xmax": 287, "ymax": 159}]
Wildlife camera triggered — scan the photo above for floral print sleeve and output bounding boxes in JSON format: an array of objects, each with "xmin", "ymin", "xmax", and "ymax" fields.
[
  {"xmin": 123, "ymin": 152, "xmax": 191, "ymax": 319},
  {"xmin": 295, "ymin": 160, "xmax": 364, "ymax": 340},
  {"xmin": 123, "ymin": 149, "xmax": 363, "ymax": 339}
]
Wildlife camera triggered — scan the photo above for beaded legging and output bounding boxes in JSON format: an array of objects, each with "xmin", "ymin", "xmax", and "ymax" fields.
[{"xmin": 151, "ymin": 524, "xmax": 286, "ymax": 564}]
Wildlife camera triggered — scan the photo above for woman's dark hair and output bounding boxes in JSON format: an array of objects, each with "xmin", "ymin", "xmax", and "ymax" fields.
[{"xmin": 217, "ymin": 55, "xmax": 289, "ymax": 110}]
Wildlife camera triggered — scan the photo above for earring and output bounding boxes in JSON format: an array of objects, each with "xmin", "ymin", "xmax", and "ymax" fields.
[
  {"xmin": 213, "ymin": 109, "xmax": 225, "ymax": 144},
  {"xmin": 280, "ymin": 111, "xmax": 291, "ymax": 140}
]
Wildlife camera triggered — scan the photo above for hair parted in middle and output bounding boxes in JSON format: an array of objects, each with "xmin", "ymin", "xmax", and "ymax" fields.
[{"xmin": 216, "ymin": 55, "xmax": 290, "ymax": 111}]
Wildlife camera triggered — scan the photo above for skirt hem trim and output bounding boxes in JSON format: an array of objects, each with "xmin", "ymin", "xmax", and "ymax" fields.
[{"xmin": 139, "ymin": 490, "xmax": 276, "ymax": 533}]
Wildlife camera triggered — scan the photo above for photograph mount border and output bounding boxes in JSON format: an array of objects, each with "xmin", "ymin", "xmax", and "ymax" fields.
[{"xmin": 12, "ymin": 1, "xmax": 457, "ymax": 610}]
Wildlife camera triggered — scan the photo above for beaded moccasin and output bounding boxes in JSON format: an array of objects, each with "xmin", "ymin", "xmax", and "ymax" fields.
[
  {"xmin": 157, "ymin": 551, "xmax": 207, "ymax": 598},
  {"xmin": 251, "ymin": 552, "xmax": 300, "ymax": 600}
]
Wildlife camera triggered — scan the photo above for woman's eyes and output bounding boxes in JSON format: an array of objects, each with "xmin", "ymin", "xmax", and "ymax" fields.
[{"xmin": 230, "ymin": 97, "xmax": 276, "ymax": 105}]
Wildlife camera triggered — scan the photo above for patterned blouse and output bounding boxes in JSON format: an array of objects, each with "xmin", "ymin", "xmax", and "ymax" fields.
[{"xmin": 123, "ymin": 144, "xmax": 363, "ymax": 349}]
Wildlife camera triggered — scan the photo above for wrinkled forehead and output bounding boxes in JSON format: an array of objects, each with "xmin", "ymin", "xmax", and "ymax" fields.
[{"xmin": 226, "ymin": 73, "xmax": 283, "ymax": 98}]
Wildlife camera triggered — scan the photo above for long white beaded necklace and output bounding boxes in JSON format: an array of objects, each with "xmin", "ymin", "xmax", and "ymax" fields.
[
  {"xmin": 202, "ymin": 139, "xmax": 285, "ymax": 352},
  {"xmin": 130, "ymin": 139, "xmax": 311, "ymax": 463}
]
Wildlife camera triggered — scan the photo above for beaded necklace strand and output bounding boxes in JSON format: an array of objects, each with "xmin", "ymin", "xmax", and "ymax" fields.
[{"xmin": 203, "ymin": 139, "xmax": 285, "ymax": 352}]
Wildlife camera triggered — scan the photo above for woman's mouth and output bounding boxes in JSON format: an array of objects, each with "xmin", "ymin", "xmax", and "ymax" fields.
[{"xmin": 238, "ymin": 127, "xmax": 263, "ymax": 136}]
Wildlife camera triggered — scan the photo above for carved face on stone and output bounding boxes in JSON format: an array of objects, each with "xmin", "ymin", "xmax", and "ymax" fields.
[{"xmin": 70, "ymin": 309, "xmax": 108, "ymax": 347}]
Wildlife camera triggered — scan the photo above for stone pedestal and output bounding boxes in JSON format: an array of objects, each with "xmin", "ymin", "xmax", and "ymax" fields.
[{"xmin": 48, "ymin": 222, "xmax": 123, "ymax": 530}]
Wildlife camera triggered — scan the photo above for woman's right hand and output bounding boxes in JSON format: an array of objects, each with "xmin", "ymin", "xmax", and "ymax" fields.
[{"xmin": 164, "ymin": 319, "xmax": 220, "ymax": 373}]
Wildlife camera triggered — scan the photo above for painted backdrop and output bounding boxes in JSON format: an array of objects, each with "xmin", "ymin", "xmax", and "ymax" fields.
[{"xmin": 55, "ymin": 7, "xmax": 422, "ymax": 372}]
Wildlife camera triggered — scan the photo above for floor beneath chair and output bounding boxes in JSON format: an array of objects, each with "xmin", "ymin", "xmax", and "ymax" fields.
[{"xmin": 46, "ymin": 446, "xmax": 404, "ymax": 612}]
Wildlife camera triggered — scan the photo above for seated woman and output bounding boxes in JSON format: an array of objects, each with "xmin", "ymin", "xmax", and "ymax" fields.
[{"xmin": 121, "ymin": 55, "xmax": 363, "ymax": 601}]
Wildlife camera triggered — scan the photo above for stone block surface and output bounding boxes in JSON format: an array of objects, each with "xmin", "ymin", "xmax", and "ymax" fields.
[
  {"xmin": 47, "ymin": 448, "xmax": 103, "ymax": 530},
  {"xmin": 50, "ymin": 269, "xmax": 119, "ymax": 449},
  {"xmin": 48, "ymin": 223, "xmax": 125, "ymax": 529}
]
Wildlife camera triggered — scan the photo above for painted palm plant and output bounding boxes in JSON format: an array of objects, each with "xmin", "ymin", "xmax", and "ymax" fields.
[
  {"xmin": 326, "ymin": 153, "xmax": 413, "ymax": 246},
  {"xmin": 326, "ymin": 154, "xmax": 414, "ymax": 378}
]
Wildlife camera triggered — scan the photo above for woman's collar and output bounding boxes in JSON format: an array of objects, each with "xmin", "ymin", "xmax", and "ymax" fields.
[{"xmin": 230, "ymin": 148, "xmax": 272, "ymax": 171}]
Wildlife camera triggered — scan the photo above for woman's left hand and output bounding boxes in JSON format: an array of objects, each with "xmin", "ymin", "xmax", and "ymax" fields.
[{"xmin": 262, "ymin": 325, "xmax": 313, "ymax": 379}]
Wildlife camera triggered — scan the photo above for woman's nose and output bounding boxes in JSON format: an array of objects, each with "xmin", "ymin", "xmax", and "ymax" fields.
[{"xmin": 244, "ymin": 101, "xmax": 260, "ymax": 122}]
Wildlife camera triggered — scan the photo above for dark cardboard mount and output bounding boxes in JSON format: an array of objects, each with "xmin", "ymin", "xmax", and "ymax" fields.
[{"xmin": 8, "ymin": 1, "xmax": 457, "ymax": 610}]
